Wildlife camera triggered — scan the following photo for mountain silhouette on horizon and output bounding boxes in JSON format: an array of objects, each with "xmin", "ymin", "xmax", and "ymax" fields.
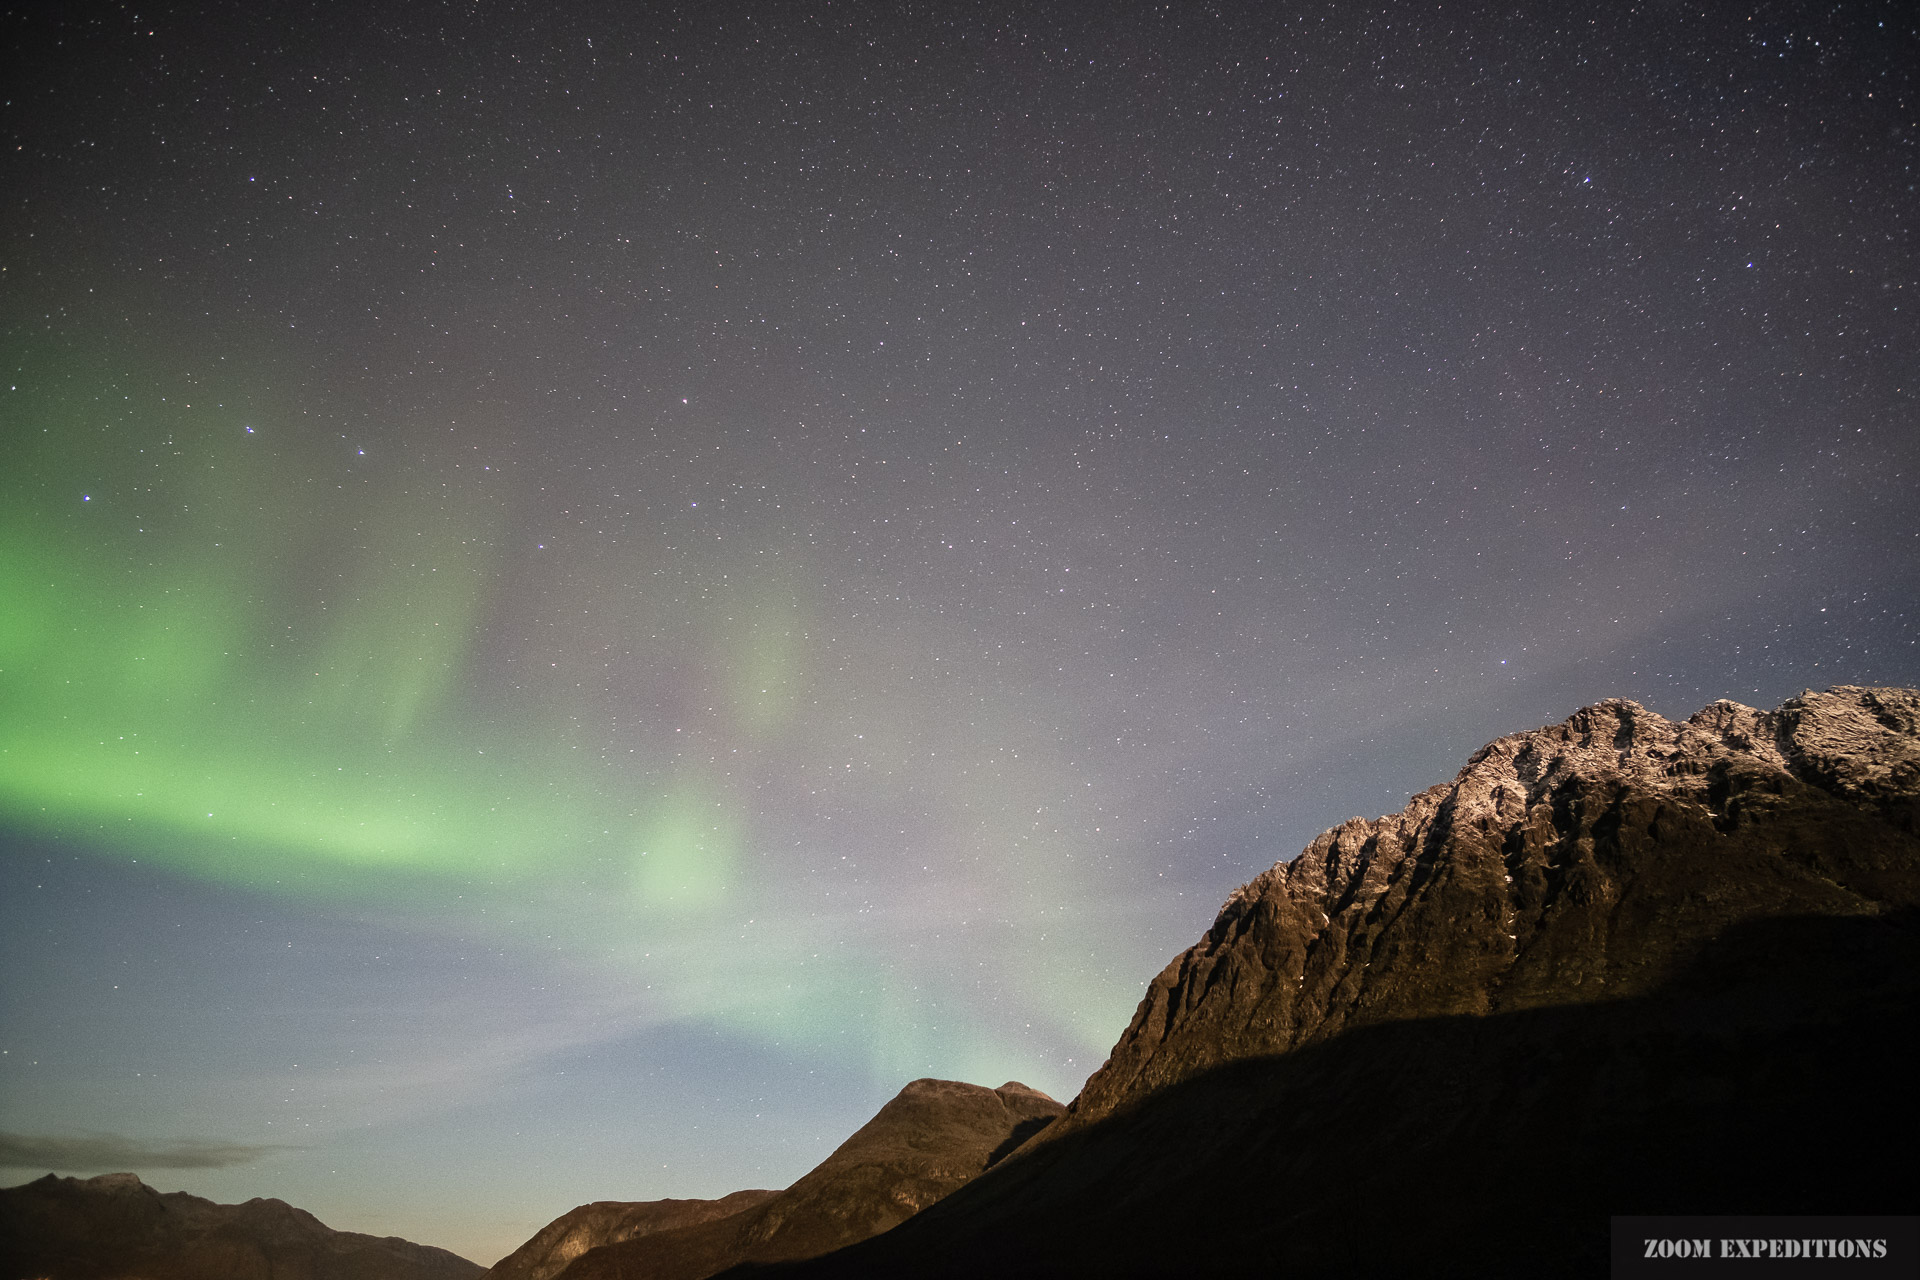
[{"xmin": 0, "ymin": 1171, "xmax": 484, "ymax": 1280}]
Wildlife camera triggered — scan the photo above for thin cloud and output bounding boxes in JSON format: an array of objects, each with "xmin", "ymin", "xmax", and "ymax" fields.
[{"xmin": 0, "ymin": 1132, "xmax": 297, "ymax": 1171}]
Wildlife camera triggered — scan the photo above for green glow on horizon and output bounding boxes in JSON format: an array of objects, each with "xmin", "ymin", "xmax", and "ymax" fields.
[
  {"xmin": 0, "ymin": 332, "xmax": 1139, "ymax": 1092},
  {"xmin": 0, "ymin": 509, "xmax": 611, "ymax": 887},
  {"xmin": 0, "ymin": 346, "xmax": 647, "ymax": 888}
]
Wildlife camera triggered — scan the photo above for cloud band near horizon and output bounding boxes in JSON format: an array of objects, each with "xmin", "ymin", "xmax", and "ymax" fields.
[{"xmin": 0, "ymin": 1132, "xmax": 299, "ymax": 1172}]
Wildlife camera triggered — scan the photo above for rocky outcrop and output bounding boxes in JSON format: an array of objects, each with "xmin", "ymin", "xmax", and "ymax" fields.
[
  {"xmin": 1068, "ymin": 684, "xmax": 1920, "ymax": 1129},
  {"xmin": 553, "ymin": 1080, "xmax": 1061, "ymax": 1280},
  {"xmin": 757, "ymin": 686, "xmax": 1920, "ymax": 1279},
  {"xmin": 0, "ymin": 1171, "xmax": 483, "ymax": 1280},
  {"xmin": 484, "ymin": 1192, "xmax": 776, "ymax": 1280}
]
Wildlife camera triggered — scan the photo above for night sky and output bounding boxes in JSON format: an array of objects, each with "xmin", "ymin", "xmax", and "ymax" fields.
[{"xmin": 3, "ymin": 0, "xmax": 1916, "ymax": 1264}]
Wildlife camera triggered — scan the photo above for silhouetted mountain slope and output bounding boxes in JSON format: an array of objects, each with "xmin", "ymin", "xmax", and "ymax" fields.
[
  {"xmin": 550, "ymin": 1080, "xmax": 1062, "ymax": 1280},
  {"xmin": 741, "ymin": 686, "xmax": 1920, "ymax": 1279},
  {"xmin": 0, "ymin": 1172, "xmax": 483, "ymax": 1280},
  {"xmin": 485, "ymin": 1192, "xmax": 777, "ymax": 1280}
]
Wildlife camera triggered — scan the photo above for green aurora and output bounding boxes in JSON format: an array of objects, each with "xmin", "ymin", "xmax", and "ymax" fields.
[
  {"xmin": 0, "ymin": 336, "xmax": 1130, "ymax": 1081},
  {"xmin": 5, "ymin": 347, "xmax": 643, "ymax": 884}
]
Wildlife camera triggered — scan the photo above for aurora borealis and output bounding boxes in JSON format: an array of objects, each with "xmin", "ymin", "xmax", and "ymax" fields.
[{"xmin": 4, "ymin": 0, "xmax": 1917, "ymax": 1264}]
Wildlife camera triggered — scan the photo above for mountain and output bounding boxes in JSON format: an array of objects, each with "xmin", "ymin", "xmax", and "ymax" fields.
[
  {"xmin": 1070, "ymin": 684, "xmax": 1920, "ymax": 1126},
  {"xmin": 543, "ymin": 1079, "xmax": 1062, "ymax": 1280},
  {"xmin": 0, "ymin": 1171, "xmax": 484, "ymax": 1280},
  {"xmin": 485, "ymin": 1192, "xmax": 777, "ymax": 1280},
  {"xmin": 743, "ymin": 685, "xmax": 1920, "ymax": 1279}
]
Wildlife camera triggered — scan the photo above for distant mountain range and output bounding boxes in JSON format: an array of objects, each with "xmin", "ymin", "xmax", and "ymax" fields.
[
  {"xmin": 0, "ymin": 1171, "xmax": 483, "ymax": 1280},
  {"xmin": 8, "ymin": 686, "xmax": 1915, "ymax": 1279}
]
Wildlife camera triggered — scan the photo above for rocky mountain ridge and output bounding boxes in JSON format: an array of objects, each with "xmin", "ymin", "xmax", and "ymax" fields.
[{"xmin": 1065, "ymin": 684, "xmax": 1919, "ymax": 1130}]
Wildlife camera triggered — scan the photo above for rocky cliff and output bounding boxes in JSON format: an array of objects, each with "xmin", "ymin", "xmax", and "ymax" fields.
[
  {"xmin": 1069, "ymin": 684, "xmax": 1920, "ymax": 1128},
  {"xmin": 753, "ymin": 686, "xmax": 1920, "ymax": 1279},
  {"xmin": 0, "ymin": 1172, "xmax": 484, "ymax": 1280}
]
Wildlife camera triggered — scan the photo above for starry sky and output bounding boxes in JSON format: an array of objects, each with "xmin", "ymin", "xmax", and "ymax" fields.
[{"xmin": 2, "ymin": 0, "xmax": 1915, "ymax": 1264}]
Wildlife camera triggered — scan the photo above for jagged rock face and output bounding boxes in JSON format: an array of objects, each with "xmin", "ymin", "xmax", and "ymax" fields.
[
  {"xmin": 484, "ymin": 1192, "xmax": 776, "ymax": 1280},
  {"xmin": 1069, "ymin": 685, "xmax": 1920, "ymax": 1129},
  {"xmin": 553, "ymin": 1080, "xmax": 1062, "ymax": 1280},
  {"xmin": 0, "ymin": 1171, "xmax": 483, "ymax": 1280},
  {"xmin": 759, "ymin": 687, "xmax": 1920, "ymax": 1279}
]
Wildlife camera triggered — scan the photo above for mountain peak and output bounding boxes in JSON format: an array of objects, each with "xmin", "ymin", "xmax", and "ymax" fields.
[
  {"xmin": 516, "ymin": 1077, "xmax": 1064, "ymax": 1280},
  {"xmin": 1065, "ymin": 685, "xmax": 1920, "ymax": 1129}
]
